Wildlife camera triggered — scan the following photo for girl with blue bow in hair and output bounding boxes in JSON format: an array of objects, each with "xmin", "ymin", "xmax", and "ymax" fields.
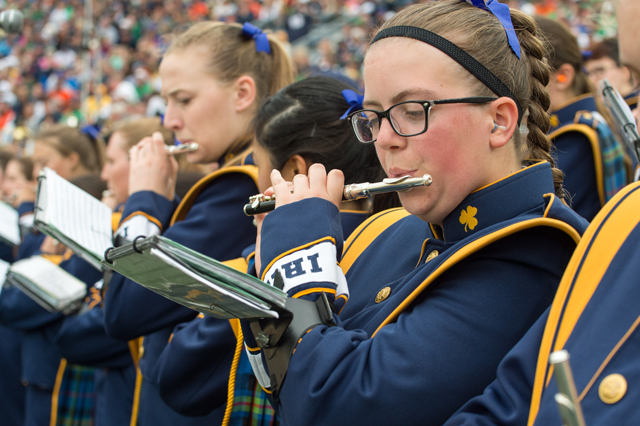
[
  {"xmin": 102, "ymin": 22, "xmax": 294, "ymax": 426},
  {"xmin": 244, "ymin": 1, "xmax": 590, "ymax": 425},
  {"xmin": 153, "ymin": 75, "xmax": 405, "ymax": 426}
]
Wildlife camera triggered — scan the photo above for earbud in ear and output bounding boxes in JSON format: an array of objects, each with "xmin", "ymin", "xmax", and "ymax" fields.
[{"xmin": 491, "ymin": 123, "xmax": 508, "ymax": 134}]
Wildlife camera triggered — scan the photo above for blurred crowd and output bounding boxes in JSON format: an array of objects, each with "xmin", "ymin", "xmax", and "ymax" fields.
[{"xmin": 0, "ymin": 0, "xmax": 620, "ymax": 157}]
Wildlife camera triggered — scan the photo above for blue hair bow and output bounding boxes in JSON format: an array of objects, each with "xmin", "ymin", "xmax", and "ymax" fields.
[
  {"xmin": 464, "ymin": 0, "xmax": 521, "ymax": 59},
  {"xmin": 242, "ymin": 22, "xmax": 271, "ymax": 54},
  {"xmin": 80, "ymin": 124, "xmax": 101, "ymax": 141},
  {"xmin": 340, "ymin": 89, "xmax": 364, "ymax": 120}
]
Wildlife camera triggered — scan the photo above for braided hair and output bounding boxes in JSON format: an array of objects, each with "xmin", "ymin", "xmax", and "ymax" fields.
[{"xmin": 376, "ymin": 0, "xmax": 564, "ymax": 197}]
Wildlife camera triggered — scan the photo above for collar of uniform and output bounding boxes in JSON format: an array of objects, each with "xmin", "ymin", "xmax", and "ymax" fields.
[
  {"xmin": 549, "ymin": 93, "xmax": 596, "ymax": 132},
  {"xmin": 625, "ymin": 88, "xmax": 639, "ymax": 109},
  {"xmin": 439, "ymin": 161, "xmax": 554, "ymax": 242},
  {"xmin": 220, "ymin": 138, "xmax": 253, "ymax": 166}
]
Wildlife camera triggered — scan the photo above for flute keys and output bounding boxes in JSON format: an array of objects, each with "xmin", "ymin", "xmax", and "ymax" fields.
[{"xmin": 599, "ymin": 373, "xmax": 627, "ymax": 404}]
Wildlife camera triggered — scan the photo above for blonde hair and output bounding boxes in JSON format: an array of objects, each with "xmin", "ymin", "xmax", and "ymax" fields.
[
  {"xmin": 109, "ymin": 117, "xmax": 174, "ymax": 151},
  {"xmin": 377, "ymin": 0, "xmax": 564, "ymax": 197},
  {"xmin": 165, "ymin": 22, "xmax": 295, "ymax": 109},
  {"xmin": 36, "ymin": 125, "xmax": 105, "ymax": 174}
]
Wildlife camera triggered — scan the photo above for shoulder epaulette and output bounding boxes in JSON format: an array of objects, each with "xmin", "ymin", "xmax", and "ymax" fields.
[
  {"xmin": 574, "ymin": 111, "xmax": 600, "ymax": 129},
  {"xmin": 170, "ymin": 160, "xmax": 258, "ymax": 225},
  {"xmin": 527, "ymin": 181, "xmax": 640, "ymax": 426},
  {"xmin": 549, "ymin": 121, "xmax": 605, "ymax": 206},
  {"xmin": 340, "ymin": 208, "xmax": 410, "ymax": 275}
]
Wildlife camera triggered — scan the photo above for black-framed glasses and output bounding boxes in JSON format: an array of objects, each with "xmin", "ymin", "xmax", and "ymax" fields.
[{"xmin": 347, "ymin": 96, "xmax": 498, "ymax": 143}]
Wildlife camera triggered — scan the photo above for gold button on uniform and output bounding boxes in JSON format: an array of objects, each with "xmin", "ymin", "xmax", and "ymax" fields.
[
  {"xmin": 375, "ymin": 287, "xmax": 391, "ymax": 303},
  {"xmin": 426, "ymin": 250, "xmax": 439, "ymax": 263},
  {"xmin": 599, "ymin": 373, "xmax": 627, "ymax": 404}
]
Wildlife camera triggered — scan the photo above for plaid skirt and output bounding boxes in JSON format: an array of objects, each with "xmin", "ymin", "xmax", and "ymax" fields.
[
  {"xmin": 229, "ymin": 350, "xmax": 279, "ymax": 426},
  {"xmin": 54, "ymin": 362, "xmax": 96, "ymax": 426}
]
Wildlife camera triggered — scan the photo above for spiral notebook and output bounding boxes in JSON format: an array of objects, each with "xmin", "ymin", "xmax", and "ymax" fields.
[
  {"xmin": 34, "ymin": 168, "xmax": 113, "ymax": 270},
  {"xmin": 6, "ymin": 256, "xmax": 87, "ymax": 313},
  {"xmin": 102, "ymin": 235, "xmax": 287, "ymax": 319}
]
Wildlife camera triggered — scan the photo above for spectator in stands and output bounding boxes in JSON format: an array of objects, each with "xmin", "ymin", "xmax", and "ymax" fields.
[{"xmin": 585, "ymin": 37, "xmax": 638, "ymax": 109}]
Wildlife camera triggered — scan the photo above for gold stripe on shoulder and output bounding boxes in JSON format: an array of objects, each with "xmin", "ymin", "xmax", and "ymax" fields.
[
  {"xmin": 549, "ymin": 123, "xmax": 605, "ymax": 207},
  {"xmin": 527, "ymin": 182, "xmax": 640, "ymax": 426},
  {"xmin": 340, "ymin": 208, "xmax": 410, "ymax": 275},
  {"xmin": 170, "ymin": 164, "xmax": 259, "ymax": 225},
  {"xmin": 371, "ymin": 217, "xmax": 582, "ymax": 338}
]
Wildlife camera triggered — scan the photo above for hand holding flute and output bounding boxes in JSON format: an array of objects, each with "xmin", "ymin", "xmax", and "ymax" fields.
[
  {"xmin": 128, "ymin": 132, "xmax": 184, "ymax": 200},
  {"xmin": 245, "ymin": 165, "xmax": 433, "ymax": 215},
  {"xmin": 269, "ymin": 164, "xmax": 346, "ymax": 211}
]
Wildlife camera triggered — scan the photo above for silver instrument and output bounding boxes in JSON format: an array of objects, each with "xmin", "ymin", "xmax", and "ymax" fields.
[
  {"xmin": 165, "ymin": 142, "xmax": 199, "ymax": 155},
  {"xmin": 243, "ymin": 174, "xmax": 433, "ymax": 216},
  {"xmin": 550, "ymin": 350, "xmax": 587, "ymax": 426}
]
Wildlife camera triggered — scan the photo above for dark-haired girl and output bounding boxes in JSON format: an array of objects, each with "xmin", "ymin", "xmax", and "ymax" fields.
[{"xmin": 152, "ymin": 76, "xmax": 413, "ymax": 425}]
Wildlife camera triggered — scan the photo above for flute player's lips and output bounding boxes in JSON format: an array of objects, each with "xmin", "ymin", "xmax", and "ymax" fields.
[{"xmin": 387, "ymin": 168, "xmax": 418, "ymax": 179}]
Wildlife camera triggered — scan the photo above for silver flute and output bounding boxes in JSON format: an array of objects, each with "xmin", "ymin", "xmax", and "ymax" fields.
[
  {"xmin": 128, "ymin": 142, "xmax": 199, "ymax": 161},
  {"xmin": 165, "ymin": 142, "xmax": 199, "ymax": 155},
  {"xmin": 243, "ymin": 174, "xmax": 433, "ymax": 216}
]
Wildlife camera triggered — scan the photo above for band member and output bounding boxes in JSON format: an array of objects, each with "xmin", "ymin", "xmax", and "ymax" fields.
[
  {"xmin": 245, "ymin": 2, "xmax": 589, "ymax": 425},
  {"xmin": 54, "ymin": 118, "xmax": 174, "ymax": 426},
  {"xmin": 103, "ymin": 22, "xmax": 294, "ymax": 426},
  {"xmin": 585, "ymin": 37, "xmax": 638, "ymax": 109},
  {"xmin": 154, "ymin": 76, "xmax": 401, "ymax": 425},
  {"xmin": 539, "ymin": 17, "xmax": 629, "ymax": 221},
  {"xmin": 0, "ymin": 125, "xmax": 104, "ymax": 426},
  {"xmin": 441, "ymin": 0, "xmax": 640, "ymax": 424}
]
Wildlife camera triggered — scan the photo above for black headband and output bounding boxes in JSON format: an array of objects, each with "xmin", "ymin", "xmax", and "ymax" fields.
[{"xmin": 371, "ymin": 26, "xmax": 523, "ymax": 125}]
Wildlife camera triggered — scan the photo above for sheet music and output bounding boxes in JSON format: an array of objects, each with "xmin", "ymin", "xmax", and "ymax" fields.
[
  {"xmin": 10, "ymin": 256, "xmax": 86, "ymax": 305},
  {"xmin": 0, "ymin": 201, "xmax": 20, "ymax": 245},
  {"xmin": 150, "ymin": 248, "xmax": 279, "ymax": 318},
  {"xmin": 43, "ymin": 168, "xmax": 113, "ymax": 259}
]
